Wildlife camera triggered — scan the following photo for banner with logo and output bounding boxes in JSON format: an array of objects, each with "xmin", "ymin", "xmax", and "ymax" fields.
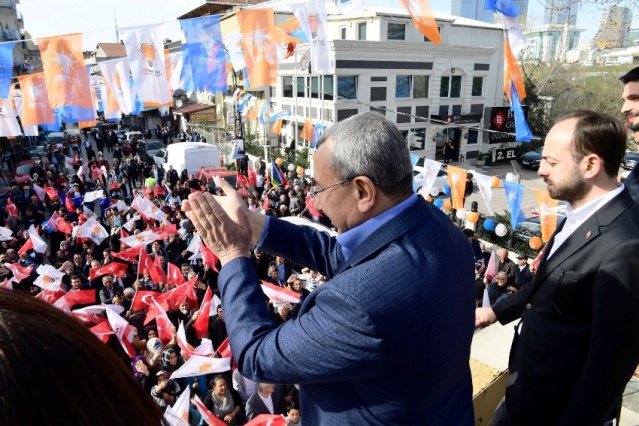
[
  {"xmin": 180, "ymin": 15, "xmax": 227, "ymax": 94},
  {"xmin": 99, "ymin": 57, "xmax": 134, "ymax": 115},
  {"xmin": 291, "ymin": 1, "xmax": 330, "ymax": 73},
  {"xmin": 237, "ymin": 9, "xmax": 279, "ymax": 88},
  {"xmin": 17, "ymin": 73, "xmax": 55, "ymax": 125}
]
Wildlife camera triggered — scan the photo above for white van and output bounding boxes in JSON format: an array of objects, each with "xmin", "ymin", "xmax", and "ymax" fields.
[{"xmin": 154, "ymin": 142, "xmax": 220, "ymax": 175}]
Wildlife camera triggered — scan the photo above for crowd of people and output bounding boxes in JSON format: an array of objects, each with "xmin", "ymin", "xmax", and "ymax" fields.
[{"xmin": 0, "ymin": 130, "xmax": 318, "ymax": 425}]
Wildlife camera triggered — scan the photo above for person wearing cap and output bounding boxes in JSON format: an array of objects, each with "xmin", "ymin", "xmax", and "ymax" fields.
[
  {"xmin": 514, "ymin": 254, "xmax": 533, "ymax": 289},
  {"xmin": 183, "ymin": 111, "xmax": 475, "ymax": 425}
]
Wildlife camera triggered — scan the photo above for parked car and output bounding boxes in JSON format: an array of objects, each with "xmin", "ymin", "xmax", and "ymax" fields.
[
  {"xmin": 138, "ymin": 139, "xmax": 165, "ymax": 165},
  {"xmin": 28, "ymin": 146, "xmax": 48, "ymax": 161},
  {"xmin": 514, "ymin": 213, "xmax": 565, "ymax": 244},
  {"xmin": 413, "ymin": 165, "xmax": 448, "ymax": 195},
  {"xmin": 13, "ymin": 160, "xmax": 40, "ymax": 186},
  {"xmin": 198, "ymin": 166, "xmax": 250, "ymax": 199},
  {"xmin": 518, "ymin": 146, "xmax": 544, "ymax": 169},
  {"xmin": 122, "ymin": 131, "xmax": 144, "ymax": 144},
  {"xmin": 621, "ymin": 151, "xmax": 639, "ymax": 171}
]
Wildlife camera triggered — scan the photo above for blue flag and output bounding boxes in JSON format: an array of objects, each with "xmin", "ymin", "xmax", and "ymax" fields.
[
  {"xmin": 311, "ymin": 123, "xmax": 326, "ymax": 149},
  {"xmin": 503, "ymin": 181, "xmax": 526, "ymax": 230},
  {"xmin": 129, "ymin": 77, "xmax": 143, "ymax": 116},
  {"xmin": 484, "ymin": 0, "xmax": 520, "ymax": 17},
  {"xmin": 510, "ymin": 81, "xmax": 533, "ymax": 142},
  {"xmin": 0, "ymin": 41, "xmax": 14, "ymax": 99},
  {"xmin": 42, "ymin": 108, "xmax": 63, "ymax": 132},
  {"xmin": 270, "ymin": 161, "xmax": 287, "ymax": 188},
  {"xmin": 180, "ymin": 16, "xmax": 227, "ymax": 94},
  {"xmin": 269, "ymin": 111, "xmax": 292, "ymax": 123},
  {"xmin": 258, "ymin": 100, "xmax": 270, "ymax": 126},
  {"xmin": 180, "ymin": 44, "xmax": 195, "ymax": 95},
  {"xmin": 410, "ymin": 153, "xmax": 420, "ymax": 192}
]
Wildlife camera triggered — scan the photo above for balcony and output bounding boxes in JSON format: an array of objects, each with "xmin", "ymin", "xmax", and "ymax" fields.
[
  {"xmin": 2, "ymin": 28, "xmax": 20, "ymax": 41},
  {"xmin": 0, "ymin": 0, "xmax": 16, "ymax": 13}
]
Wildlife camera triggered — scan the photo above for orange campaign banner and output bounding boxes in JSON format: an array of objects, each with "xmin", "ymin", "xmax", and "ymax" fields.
[
  {"xmin": 504, "ymin": 38, "xmax": 526, "ymax": 102},
  {"xmin": 300, "ymin": 119, "xmax": 314, "ymax": 141},
  {"xmin": 37, "ymin": 33, "xmax": 92, "ymax": 110},
  {"xmin": 237, "ymin": 9, "xmax": 279, "ymax": 88},
  {"xmin": 399, "ymin": 0, "xmax": 441, "ymax": 44},
  {"xmin": 534, "ymin": 188, "xmax": 559, "ymax": 242},
  {"xmin": 271, "ymin": 118, "xmax": 283, "ymax": 135},
  {"xmin": 16, "ymin": 73, "xmax": 55, "ymax": 126},
  {"xmin": 446, "ymin": 165, "xmax": 467, "ymax": 210}
]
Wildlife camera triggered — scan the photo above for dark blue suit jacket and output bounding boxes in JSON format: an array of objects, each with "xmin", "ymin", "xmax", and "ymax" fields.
[
  {"xmin": 624, "ymin": 163, "xmax": 639, "ymax": 203},
  {"xmin": 218, "ymin": 197, "xmax": 476, "ymax": 425}
]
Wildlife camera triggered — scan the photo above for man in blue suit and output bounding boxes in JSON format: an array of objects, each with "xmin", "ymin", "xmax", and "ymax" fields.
[{"xmin": 184, "ymin": 112, "xmax": 476, "ymax": 425}]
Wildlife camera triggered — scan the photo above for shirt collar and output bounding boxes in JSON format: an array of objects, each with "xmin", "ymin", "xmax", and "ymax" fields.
[
  {"xmin": 337, "ymin": 194, "xmax": 418, "ymax": 261},
  {"xmin": 564, "ymin": 184, "xmax": 625, "ymax": 225}
]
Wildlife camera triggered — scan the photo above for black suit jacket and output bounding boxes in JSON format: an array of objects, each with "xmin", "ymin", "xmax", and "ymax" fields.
[
  {"xmin": 624, "ymin": 162, "xmax": 639, "ymax": 203},
  {"xmin": 492, "ymin": 189, "xmax": 639, "ymax": 425},
  {"xmin": 244, "ymin": 387, "xmax": 286, "ymax": 420}
]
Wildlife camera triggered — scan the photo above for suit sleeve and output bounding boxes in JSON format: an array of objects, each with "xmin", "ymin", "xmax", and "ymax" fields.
[
  {"xmin": 556, "ymin": 240, "xmax": 639, "ymax": 425},
  {"xmin": 492, "ymin": 279, "xmax": 534, "ymax": 325},
  {"xmin": 260, "ymin": 217, "xmax": 341, "ymax": 280},
  {"xmin": 219, "ymin": 257, "xmax": 385, "ymax": 385}
]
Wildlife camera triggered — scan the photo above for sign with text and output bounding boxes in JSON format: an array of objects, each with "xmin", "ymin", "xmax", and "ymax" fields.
[
  {"xmin": 492, "ymin": 147, "xmax": 518, "ymax": 163},
  {"xmin": 484, "ymin": 106, "xmax": 528, "ymax": 144}
]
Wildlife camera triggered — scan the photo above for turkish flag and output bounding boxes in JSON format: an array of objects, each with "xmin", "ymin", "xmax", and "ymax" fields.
[
  {"xmin": 150, "ymin": 255, "xmax": 167, "ymax": 285},
  {"xmin": 192, "ymin": 287, "xmax": 212, "ymax": 339},
  {"xmin": 151, "ymin": 224, "xmax": 178, "ymax": 239},
  {"xmin": 154, "ymin": 183, "xmax": 165, "ymax": 196},
  {"xmin": 244, "ymin": 415, "xmax": 287, "ymax": 426},
  {"xmin": 131, "ymin": 290, "xmax": 165, "ymax": 312},
  {"xmin": 167, "ymin": 262, "xmax": 185, "ymax": 287},
  {"xmin": 248, "ymin": 165, "xmax": 257, "ymax": 187},
  {"xmin": 112, "ymin": 246, "xmax": 142, "ymax": 263},
  {"xmin": 89, "ymin": 262, "xmax": 129, "ymax": 281},
  {"xmin": 35, "ymin": 289, "xmax": 66, "ymax": 304},
  {"xmin": 200, "ymin": 241, "xmax": 220, "ymax": 273},
  {"xmin": 17, "ymin": 239, "xmax": 34, "ymax": 256},
  {"xmin": 163, "ymin": 277, "xmax": 197, "ymax": 311},
  {"xmin": 90, "ymin": 320, "xmax": 114, "ymax": 343},
  {"xmin": 6, "ymin": 198, "xmax": 18, "ymax": 217},
  {"xmin": 43, "ymin": 186, "xmax": 59, "ymax": 200},
  {"xmin": 65, "ymin": 195, "xmax": 75, "ymax": 212},
  {"xmin": 4, "ymin": 262, "xmax": 34, "ymax": 282},
  {"xmin": 216, "ymin": 337, "xmax": 232, "ymax": 358},
  {"xmin": 236, "ymin": 174, "xmax": 249, "ymax": 188},
  {"xmin": 147, "ymin": 298, "xmax": 173, "ymax": 344},
  {"xmin": 54, "ymin": 289, "xmax": 96, "ymax": 312}
]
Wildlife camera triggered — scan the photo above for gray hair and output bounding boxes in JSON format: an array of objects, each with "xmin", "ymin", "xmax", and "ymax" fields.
[
  {"xmin": 258, "ymin": 382, "xmax": 273, "ymax": 391},
  {"xmin": 317, "ymin": 111, "xmax": 413, "ymax": 197}
]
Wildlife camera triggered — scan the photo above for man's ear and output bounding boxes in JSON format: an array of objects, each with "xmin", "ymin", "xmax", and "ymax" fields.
[{"xmin": 352, "ymin": 176, "xmax": 376, "ymax": 213}]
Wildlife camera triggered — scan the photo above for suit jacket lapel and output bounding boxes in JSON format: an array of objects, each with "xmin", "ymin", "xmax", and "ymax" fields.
[
  {"xmin": 335, "ymin": 198, "xmax": 428, "ymax": 275},
  {"xmin": 529, "ymin": 190, "xmax": 634, "ymax": 292}
]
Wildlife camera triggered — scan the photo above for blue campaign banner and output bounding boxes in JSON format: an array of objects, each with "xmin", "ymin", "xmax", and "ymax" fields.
[
  {"xmin": 0, "ymin": 42, "xmax": 14, "ymax": 99},
  {"xmin": 180, "ymin": 15, "xmax": 227, "ymax": 94},
  {"xmin": 503, "ymin": 180, "xmax": 527, "ymax": 230},
  {"xmin": 510, "ymin": 81, "xmax": 533, "ymax": 142}
]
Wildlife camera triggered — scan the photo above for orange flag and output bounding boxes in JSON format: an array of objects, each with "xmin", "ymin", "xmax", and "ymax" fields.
[
  {"xmin": 534, "ymin": 189, "xmax": 559, "ymax": 242},
  {"xmin": 399, "ymin": 0, "xmax": 441, "ymax": 44},
  {"xmin": 17, "ymin": 73, "xmax": 55, "ymax": 126},
  {"xmin": 446, "ymin": 165, "xmax": 467, "ymax": 210},
  {"xmin": 504, "ymin": 38, "xmax": 526, "ymax": 102},
  {"xmin": 237, "ymin": 9, "xmax": 279, "ymax": 88},
  {"xmin": 38, "ymin": 33, "xmax": 93, "ymax": 110},
  {"xmin": 271, "ymin": 118, "xmax": 283, "ymax": 135},
  {"xmin": 300, "ymin": 119, "xmax": 314, "ymax": 142}
]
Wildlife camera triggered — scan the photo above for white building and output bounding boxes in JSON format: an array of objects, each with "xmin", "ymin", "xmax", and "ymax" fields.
[
  {"xmin": 259, "ymin": 4, "xmax": 506, "ymax": 163},
  {"xmin": 524, "ymin": 24, "xmax": 583, "ymax": 62}
]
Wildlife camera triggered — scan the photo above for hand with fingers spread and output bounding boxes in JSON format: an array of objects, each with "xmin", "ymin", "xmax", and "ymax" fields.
[{"xmin": 182, "ymin": 176, "xmax": 252, "ymax": 266}]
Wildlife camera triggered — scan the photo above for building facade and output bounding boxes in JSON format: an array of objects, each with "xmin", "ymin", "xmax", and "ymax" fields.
[
  {"xmin": 543, "ymin": 0, "xmax": 578, "ymax": 26},
  {"xmin": 594, "ymin": 6, "xmax": 633, "ymax": 49},
  {"xmin": 524, "ymin": 24, "xmax": 583, "ymax": 62},
  {"xmin": 266, "ymin": 6, "xmax": 506, "ymax": 162},
  {"xmin": 1, "ymin": 0, "xmax": 24, "ymax": 73}
]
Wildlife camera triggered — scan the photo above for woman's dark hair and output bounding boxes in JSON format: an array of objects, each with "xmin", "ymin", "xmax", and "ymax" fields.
[
  {"xmin": 287, "ymin": 401, "xmax": 301, "ymax": 412},
  {"xmin": 0, "ymin": 290, "xmax": 165, "ymax": 425}
]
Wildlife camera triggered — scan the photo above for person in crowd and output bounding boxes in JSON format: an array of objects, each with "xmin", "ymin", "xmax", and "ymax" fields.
[
  {"xmin": 202, "ymin": 376, "xmax": 242, "ymax": 426},
  {"xmin": 245, "ymin": 382, "xmax": 287, "ymax": 421},
  {"xmin": 514, "ymin": 254, "xmax": 534, "ymax": 289}
]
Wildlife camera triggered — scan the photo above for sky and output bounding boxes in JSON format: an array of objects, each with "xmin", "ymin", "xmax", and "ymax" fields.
[{"xmin": 17, "ymin": 0, "xmax": 633, "ymax": 50}]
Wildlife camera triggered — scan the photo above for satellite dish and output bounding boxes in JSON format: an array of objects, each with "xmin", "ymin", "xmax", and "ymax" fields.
[{"xmin": 175, "ymin": 99, "xmax": 183, "ymax": 108}]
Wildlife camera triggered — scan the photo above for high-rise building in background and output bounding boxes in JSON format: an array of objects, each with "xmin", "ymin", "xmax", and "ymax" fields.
[
  {"xmin": 543, "ymin": 0, "xmax": 578, "ymax": 25},
  {"xmin": 493, "ymin": 0, "xmax": 529, "ymax": 27},
  {"xmin": 451, "ymin": 0, "xmax": 494, "ymax": 24},
  {"xmin": 594, "ymin": 6, "xmax": 633, "ymax": 48}
]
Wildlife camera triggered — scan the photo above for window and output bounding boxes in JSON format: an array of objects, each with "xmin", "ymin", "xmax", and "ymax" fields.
[
  {"xmin": 415, "ymin": 106, "xmax": 429, "ymax": 122},
  {"xmin": 370, "ymin": 87, "xmax": 387, "ymax": 102},
  {"xmin": 340, "ymin": 26, "xmax": 346, "ymax": 39},
  {"xmin": 370, "ymin": 106, "xmax": 386, "ymax": 116},
  {"xmin": 438, "ymin": 105, "xmax": 449, "ymax": 116},
  {"xmin": 452, "ymin": 105, "xmax": 462, "ymax": 115},
  {"xmin": 413, "ymin": 75, "xmax": 429, "ymax": 98},
  {"xmin": 323, "ymin": 75, "xmax": 334, "ymax": 100},
  {"xmin": 467, "ymin": 129, "xmax": 479, "ymax": 145},
  {"xmin": 337, "ymin": 76, "xmax": 357, "ymax": 99},
  {"xmin": 310, "ymin": 76, "xmax": 319, "ymax": 99},
  {"xmin": 424, "ymin": 27, "xmax": 442, "ymax": 42},
  {"xmin": 357, "ymin": 22, "xmax": 367, "ymax": 40},
  {"xmin": 397, "ymin": 106, "xmax": 411, "ymax": 124},
  {"xmin": 388, "ymin": 23, "xmax": 405, "ymax": 40},
  {"xmin": 296, "ymin": 76, "xmax": 305, "ymax": 98},
  {"xmin": 472, "ymin": 76, "xmax": 483, "ymax": 96},
  {"xmin": 395, "ymin": 76, "xmax": 411, "ymax": 98},
  {"xmin": 440, "ymin": 75, "xmax": 462, "ymax": 98},
  {"xmin": 282, "ymin": 76, "xmax": 293, "ymax": 98}
]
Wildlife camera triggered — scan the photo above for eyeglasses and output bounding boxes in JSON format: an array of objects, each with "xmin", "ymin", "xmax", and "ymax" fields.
[{"xmin": 309, "ymin": 178, "xmax": 352, "ymax": 200}]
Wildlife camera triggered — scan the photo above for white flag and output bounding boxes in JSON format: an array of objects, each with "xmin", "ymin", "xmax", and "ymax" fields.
[
  {"xmin": 164, "ymin": 387, "xmax": 190, "ymax": 426},
  {"xmin": 64, "ymin": 156, "xmax": 75, "ymax": 170},
  {"xmin": 121, "ymin": 24, "xmax": 172, "ymax": 105},
  {"xmin": 120, "ymin": 229, "xmax": 160, "ymax": 247},
  {"xmin": 169, "ymin": 355, "xmax": 231, "ymax": 380},
  {"xmin": 33, "ymin": 184, "xmax": 46, "ymax": 202},
  {"xmin": 502, "ymin": 16, "xmax": 529, "ymax": 59},
  {"xmin": 105, "ymin": 305, "xmax": 137, "ymax": 358},
  {"xmin": 222, "ymin": 31, "xmax": 246, "ymax": 72},
  {"xmin": 72, "ymin": 216, "xmax": 109, "ymax": 245},
  {"xmin": 0, "ymin": 98, "xmax": 22, "ymax": 137},
  {"xmin": 123, "ymin": 214, "xmax": 141, "ymax": 232},
  {"xmin": 417, "ymin": 159, "xmax": 442, "ymax": 198},
  {"xmin": 291, "ymin": 1, "xmax": 330, "ymax": 73},
  {"xmin": 34, "ymin": 264, "xmax": 65, "ymax": 291},
  {"xmin": 28, "ymin": 225, "xmax": 47, "ymax": 253},
  {"xmin": 84, "ymin": 189, "xmax": 104, "ymax": 204},
  {"xmin": 98, "ymin": 57, "xmax": 134, "ymax": 115},
  {"xmin": 167, "ymin": 51, "xmax": 184, "ymax": 94},
  {"xmin": 111, "ymin": 200, "xmax": 128, "ymax": 212},
  {"xmin": 83, "ymin": 205, "xmax": 95, "ymax": 218},
  {"xmin": 23, "ymin": 124, "xmax": 39, "ymax": 137},
  {"xmin": 473, "ymin": 172, "xmax": 496, "ymax": 216},
  {"xmin": 0, "ymin": 226, "xmax": 13, "ymax": 241},
  {"xmin": 335, "ymin": 0, "xmax": 364, "ymax": 16}
]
